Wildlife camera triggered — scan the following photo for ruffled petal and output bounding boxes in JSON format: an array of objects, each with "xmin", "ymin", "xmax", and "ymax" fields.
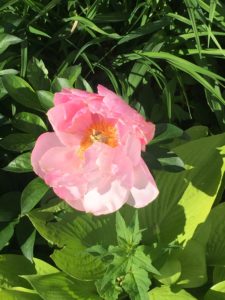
[
  {"xmin": 128, "ymin": 159, "xmax": 159, "ymax": 208},
  {"xmin": 83, "ymin": 180, "xmax": 129, "ymax": 215},
  {"xmin": 31, "ymin": 132, "xmax": 62, "ymax": 178}
]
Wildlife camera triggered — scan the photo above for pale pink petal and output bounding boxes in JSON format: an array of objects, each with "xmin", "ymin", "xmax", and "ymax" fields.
[
  {"xmin": 31, "ymin": 133, "xmax": 62, "ymax": 178},
  {"xmin": 53, "ymin": 186, "xmax": 86, "ymax": 212},
  {"xmin": 128, "ymin": 159, "xmax": 159, "ymax": 208},
  {"xmin": 39, "ymin": 147, "xmax": 82, "ymax": 186},
  {"xmin": 83, "ymin": 180, "xmax": 129, "ymax": 215}
]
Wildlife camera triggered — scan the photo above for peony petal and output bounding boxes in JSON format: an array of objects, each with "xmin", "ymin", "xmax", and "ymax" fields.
[
  {"xmin": 31, "ymin": 132, "xmax": 62, "ymax": 178},
  {"xmin": 39, "ymin": 146, "xmax": 81, "ymax": 186},
  {"xmin": 128, "ymin": 159, "xmax": 159, "ymax": 208},
  {"xmin": 83, "ymin": 180, "xmax": 129, "ymax": 215}
]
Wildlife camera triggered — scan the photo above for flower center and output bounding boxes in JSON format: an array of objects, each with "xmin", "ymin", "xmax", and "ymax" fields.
[{"xmin": 79, "ymin": 120, "xmax": 118, "ymax": 155}]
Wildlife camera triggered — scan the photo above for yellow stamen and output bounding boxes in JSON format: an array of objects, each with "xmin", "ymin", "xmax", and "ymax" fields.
[{"xmin": 78, "ymin": 120, "xmax": 118, "ymax": 157}]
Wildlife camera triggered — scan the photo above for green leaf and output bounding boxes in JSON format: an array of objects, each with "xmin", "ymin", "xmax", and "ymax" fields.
[
  {"xmin": 51, "ymin": 77, "xmax": 72, "ymax": 92},
  {"xmin": 28, "ymin": 26, "xmax": 51, "ymax": 38},
  {"xmin": 148, "ymin": 286, "xmax": 197, "ymax": 299},
  {"xmin": 0, "ymin": 221, "xmax": 17, "ymax": 250},
  {"xmin": 0, "ymin": 288, "xmax": 41, "ymax": 300},
  {"xmin": 213, "ymin": 266, "xmax": 225, "ymax": 284},
  {"xmin": 16, "ymin": 218, "xmax": 36, "ymax": 262},
  {"xmin": 2, "ymin": 75, "xmax": 42, "ymax": 111},
  {"xmin": 0, "ymin": 133, "xmax": 36, "ymax": 152},
  {"xmin": 155, "ymin": 257, "xmax": 181, "ymax": 286},
  {"xmin": 3, "ymin": 152, "xmax": 32, "ymax": 173},
  {"xmin": 123, "ymin": 268, "xmax": 150, "ymax": 300},
  {"xmin": 27, "ymin": 58, "xmax": 51, "ymax": 90},
  {"xmin": 23, "ymin": 272, "xmax": 101, "ymax": 300},
  {"xmin": 137, "ymin": 133, "xmax": 225, "ymax": 245},
  {"xmin": 205, "ymin": 203, "xmax": 225, "ymax": 265},
  {"xmin": 28, "ymin": 208, "xmax": 108, "ymax": 280},
  {"xmin": 12, "ymin": 112, "xmax": 47, "ymax": 135},
  {"xmin": 37, "ymin": 90, "xmax": 54, "ymax": 110},
  {"xmin": 116, "ymin": 211, "xmax": 142, "ymax": 248},
  {"xmin": 150, "ymin": 123, "xmax": 183, "ymax": 145},
  {"xmin": 0, "ymin": 254, "xmax": 58, "ymax": 289},
  {"xmin": 59, "ymin": 65, "xmax": 82, "ymax": 86},
  {"xmin": 65, "ymin": 15, "xmax": 120, "ymax": 39},
  {"xmin": 185, "ymin": 126, "xmax": 208, "ymax": 140},
  {"xmin": 21, "ymin": 178, "xmax": 49, "ymax": 215},
  {"xmin": 205, "ymin": 281, "xmax": 225, "ymax": 300},
  {"xmin": 176, "ymin": 240, "xmax": 207, "ymax": 288},
  {"xmin": 0, "ymin": 33, "xmax": 22, "ymax": 54}
]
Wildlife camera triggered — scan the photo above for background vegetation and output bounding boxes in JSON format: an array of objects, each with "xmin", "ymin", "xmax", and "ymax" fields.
[{"xmin": 0, "ymin": 0, "xmax": 225, "ymax": 299}]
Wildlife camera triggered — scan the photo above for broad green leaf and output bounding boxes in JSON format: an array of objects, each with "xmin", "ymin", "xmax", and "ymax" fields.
[
  {"xmin": 0, "ymin": 254, "xmax": 36, "ymax": 288},
  {"xmin": 3, "ymin": 152, "xmax": 32, "ymax": 173},
  {"xmin": 21, "ymin": 178, "xmax": 49, "ymax": 215},
  {"xmin": 205, "ymin": 281, "xmax": 225, "ymax": 300},
  {"xmin": 28, "ymin": 208, "xmax": 109, "ymax": 280},
  {"xmin": 155, "ymin": 257, "xmax": 181, "ymax": 286},
  {"xmin": 12, "ymin": 112, "xmax": 47, "ymax": 135},
  {"xmin": 213, "ymin": 266, "xmax": 225, "ymax": 284},
  {"xmin": 0, "ymin": 33, "xmax": 22, "ymax": 54},
  {"xmin": 176, "ymin": 240, "xmax": 207, "ymax": 288},
  {"xmin": 136, "ymin": 133, "xmax": 225, "ymax": 245},
  {"xmin": 0, "ymin": 254, "xmax": 58, "ymax": 289},
  {"xmin": 2, "ymin": 75, "xmax": 42, "ymax": 111},
  {"xmin": 205, "ymin": 203, "xmax": 225, "ymax": 265},
  {"xmin": 37, "ymin": 90, "xmax": 54, "ymax": 110},
  {"xmin": 148, "ymin": 286, "xmax": 197, "ymax": 299},
  {"xmin": 0, "ymin": 288, "xmax": 41, "ymax": 300},
  {"xmin": 24, "ymin": 272, "xmax": 101, "ymax": 300},
  {"xmin": 0, "ymin": 133, "xmax": 36, "ymax": 152}
]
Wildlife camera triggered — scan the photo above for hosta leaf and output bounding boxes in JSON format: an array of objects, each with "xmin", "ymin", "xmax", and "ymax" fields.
[
  {"xmin": 205, "ymin": 203, "xmax": 225, "ymax": 265},
  {"xmin": 0, "ymin": 288, "xmax": 41, "ymax": 300},
  {"xmin": 135, "ymin": 133, "xmax": 225, "ymax": 245},
  {"xmin": 176, "ymin": 240, "xmax": 207, "ymax": 288},
  {"xmin": 155, "ymin": 257, "xmax": 181, "ymax": 286},
  {"xmin": 0, "ymin": 254, "xmax": 58, "ymax": 289},
  {"xmin": 205, "ymin": 281, "xmax": 225, "ymax": 300},
  {"xmin": 28, "ymin": 208, "xmax": 111, "ymax": 280},
  {"xmin": 23, "ymin": 272, "xmax": 101, "ymax": 300},
  {"xmin": 148, "ymin": 286, "xmax": 197, "ymax": 299}
]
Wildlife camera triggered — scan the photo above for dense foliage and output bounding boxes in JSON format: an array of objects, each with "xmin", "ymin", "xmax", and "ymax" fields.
[{"xmin": 0, "ymin": 0, "xmax": 225, "ymax": 299}]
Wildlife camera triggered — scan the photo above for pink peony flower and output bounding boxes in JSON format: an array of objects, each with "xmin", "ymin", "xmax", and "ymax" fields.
[{"xmin": 31, "ymin": 85, "xmax": 159, "ymax": 215}]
